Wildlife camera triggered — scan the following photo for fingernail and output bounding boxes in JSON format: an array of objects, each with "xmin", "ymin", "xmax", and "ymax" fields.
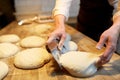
[
  {"xmin": 96, "ymin": 45, "xmax": 101, "ymax": 50},
  {"xmin": 58, "ymin": 45, "xmax": 63, "ymax": 51},
  {"xmin": 58, "ymin": 46, "xmax": 62, "ymax": 51}
]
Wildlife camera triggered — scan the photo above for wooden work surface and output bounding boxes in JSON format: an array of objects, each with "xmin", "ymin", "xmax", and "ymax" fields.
[{"xmin": 0, "ymin": 21, "xmax": 120, "ymax": 80}]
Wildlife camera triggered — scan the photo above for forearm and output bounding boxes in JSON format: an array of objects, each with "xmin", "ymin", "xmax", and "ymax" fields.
[
  {"xmin": 113, "ymin": 15, "xmax": 120, "ymax": 30},
  {"xmin": 54, "ymin": 14, "xmax": 66, "ymax": 30},
  {"xmin": 52, "ymin": 0, "xmax": 73, "ymax": 21},
  {"xmin": 112, "ymin": 0, "xmax": 120, "ymax": 31},
  {"xmin": 111, "ymin": 14, "xmax": 120, "ymax": 33}
]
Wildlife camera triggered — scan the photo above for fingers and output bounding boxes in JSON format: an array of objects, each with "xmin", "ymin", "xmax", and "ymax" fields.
[
  {"xmin": 97, "ymin": 55, "xmax": 107, "ymax": 67},
  {"xmin": 58, "ymin": 34, "xmax": 66, "ymax": 50},
  {"xmin": 97, "ymin": 43, "xmax": 115, "ymax": 66},
  {"xmin": 96, "ymin": 35, "xmax": 107, "ymax": 49},
  {"xmin": 47, "ymin": 32, "xmax": 66, "ymax": 50},
  {"xmin": 97, "ymin": 53, "xmax": 113, "ymax": 66},
  {"xmin": 47, "ymin": 34, "xmax": 56, "ymax": 44},
  {"xmin": 103, "ymin": 45, "xmax": 114, "ymax": 60},
  {"xmin": 96, "ymin": 33, "xmax": 116, "ymax": 66}
]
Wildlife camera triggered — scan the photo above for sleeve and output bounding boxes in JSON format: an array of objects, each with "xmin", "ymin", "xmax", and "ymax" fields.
[
  {"xmin": 52, "ymin": 0, "xmax": 73, "ymax": 21},
  {"xmin": 113, "ymin": 0, "xmax": 120, "ymax": 21}
]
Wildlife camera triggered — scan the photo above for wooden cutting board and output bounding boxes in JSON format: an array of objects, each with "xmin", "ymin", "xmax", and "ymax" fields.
[{"xmin": 0, "ymin": 21, "xmax": 120, "ymax": 80}]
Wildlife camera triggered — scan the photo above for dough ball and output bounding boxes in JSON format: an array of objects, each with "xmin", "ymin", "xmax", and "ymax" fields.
[
  {"xmin": 14, "ymin": 48, "xmax": 51, "ymax": 69},
  {"xmin": 64, "ymin": 41, "xmax": 78, "ymax": 51},
  {"xmin": 60, "ymin": 51, "xmax": 99, "ymax": 77},
  {"xmin": 62, "ymin": 41, "xmax": 78, "ymax": 53},
  {"xmin": 20, "ymin": 36, "xmax": 46, "ymax": 48},
  {"xmin": 0, "ymin": 43, "xmax": 20, "ymax": 58},
  {"xmin": 0, "ymin": 61, "xmax": 9, "ymax": 80},
  {"xmin": 34, "ymin": 24, "xmax": 51, "ymax": 33},
  {"xmin": 0, "ymin": 34, "xmax": 20, "ymax": 43}
]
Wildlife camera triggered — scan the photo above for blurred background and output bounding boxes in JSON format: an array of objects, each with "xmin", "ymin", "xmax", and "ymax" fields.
[{"xmin": 0, "ymin": 0, "xmax": 79, "ymax": 29}]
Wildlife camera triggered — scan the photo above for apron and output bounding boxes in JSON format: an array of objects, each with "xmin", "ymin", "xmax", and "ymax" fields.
[{"xmin": 76, "ymin": 0, "xmax": 114, "ymax": 41}]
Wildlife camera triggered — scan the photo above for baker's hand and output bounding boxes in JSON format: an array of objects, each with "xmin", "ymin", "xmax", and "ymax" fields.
[
  {"xmin": 47, "ymin": 27, "xmax": 66, "ymax": 49},
  {"xmin": 96, "ymin": 26, "xmax": 119, "ymax": 66},
  {"xmin": 47, "ymin": 15, "xmax": 66, "ymax": 49}
]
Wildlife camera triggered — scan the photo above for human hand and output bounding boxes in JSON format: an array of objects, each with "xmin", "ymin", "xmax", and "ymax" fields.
[
  {"xmin": 47, "ymin": 15, "xmax": 66, "ymax": 49},
  {"xmin": 96, "ymin": 26, "xmax": 119, "ymax": 66},
  {"xmin": 47, "ymin": 27, "xmax": 66, "ymax": 49}
]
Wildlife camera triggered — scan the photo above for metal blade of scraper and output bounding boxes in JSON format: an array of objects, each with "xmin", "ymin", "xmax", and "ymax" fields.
[{"xmin": 46, "ymin": 40, "xmax": 62, "ymax": 68}]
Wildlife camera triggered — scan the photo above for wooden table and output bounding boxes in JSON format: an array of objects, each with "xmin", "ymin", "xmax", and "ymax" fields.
[{"xmin": 0, "ymin": 21, "xmax": 120, "ymax": 80}]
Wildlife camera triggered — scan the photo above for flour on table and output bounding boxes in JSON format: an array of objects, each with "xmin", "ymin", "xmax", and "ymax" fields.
[
  {"xmin": 60, "ymin": 51, "xmax": 99, "ymax": 77},
  {"xmin": 20, "ymin": 36, "xmax": 46, "ymax": 48},
  {"xmin": 14, "ymin": 48, "xmax": 51, "ymax": 69},
  {"xmin": 0, "ymin": 43, "xmax": 20, "ymax": 59},
  {"xmin": 0, "ymin": 61, "xmax": 9, "ymax": 80}
]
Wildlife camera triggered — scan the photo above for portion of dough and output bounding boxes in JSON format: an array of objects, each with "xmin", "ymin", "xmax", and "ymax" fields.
[
  {"xmin": 0, "ymin": 34, "xmax": 20, "ymax": 43},
  {"xmin": 60, "ymin": 51, "xmax": 99, "ymax": 77},
  {"xmin": 34, "ymin": 24, "xmax": 51, "ymax": 33},
  {"xmin": 65, "ymin": 41, "xmax": 77, "ymax": 51},
  {"xmin": 0, "ymin": 43, "xmax": 20, "ymax": 58},
  {"xmin": 20, "ymin": 36, "xmax": 46, "ymax": 48},
  {"xmin": 62, "ymin": 41, "xmax": 78, "ymax": 53},
  {"xmin": 0, "ymin": 61, "xmax": 9, "ymax": 80},
  {"xmin": 14, "ymin": 48, "xmax": 51, "ymax": 69}
]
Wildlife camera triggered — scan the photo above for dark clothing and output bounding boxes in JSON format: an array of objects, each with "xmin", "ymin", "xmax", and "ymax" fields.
[{"xmin": 76, "ymin": 0, "xmax": 114, "ymax": 41}]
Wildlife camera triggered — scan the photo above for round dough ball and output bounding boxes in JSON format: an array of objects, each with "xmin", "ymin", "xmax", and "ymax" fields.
[
  {"xmin": 65, "ymin": 41, "xmax": 78, "ymax": 51},
  {"xmin": 0, "ymin": 61, "xmax": 9, "ymax": 80},
  {"xmin": 0, "ymin": 34, "xmax": 20, "ymax": 43},
  {"xmin": 14, "ymin": 48, "xmax": 51, "ymax": 69},
  {"xmin": 0, "ymin": 43, "xmax": 20, "ymax": 58},
  {"xmin": 60, "ymin": 51, "xmax": 99, "ymax": 77},
  {"xmin": 62, "ymin": 41, "xmax": 78, "ymax": 53},
  {"xmin": 20, "ymin": 36, "xmax": 46, "ymax": 48}
]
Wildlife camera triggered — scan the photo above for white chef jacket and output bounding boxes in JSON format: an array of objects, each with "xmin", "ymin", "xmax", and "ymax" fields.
[{"xmin": 53, "ymin": 0, "xmax": 120, "ymax": 21}]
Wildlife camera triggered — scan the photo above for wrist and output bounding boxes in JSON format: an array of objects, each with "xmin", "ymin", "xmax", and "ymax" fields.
[
  {"xmin": 112, "ymin": 15, "xmax": 120, "ymax": 32},
  {"xmin": 54, "ymin": 14, "xmax": 66, "ymax": 29}
]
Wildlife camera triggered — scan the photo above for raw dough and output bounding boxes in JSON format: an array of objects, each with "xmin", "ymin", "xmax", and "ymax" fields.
[
  {"xmin": 62, "ymin": 41, "xmax": 78, "ymax": 53},
  {"xmin": 0, "ymin": 34, "xmax": 20, "ymax": 43},
  {"xmin": 14, "ymin": 48, "xmax": 51, "ymax": 69},
  {"xmin": 20, "ymin": 36, "xmax": 46, "ymax": 48},
  {"xmin": 0, "ymin": 61, "xmax": 9, "ymax": 80},
  {"xmin": 60, "ymin": 51, "xmax": 99, "ymax": 77},
  {"xmin": 65, "ymin": 41, "xmax": 77, "ymax": 51},
  {"xmin": 34, "ymin": 24, "xmax": 51, "ymax": 33},
  {"xmin": 0, "ymin": 43, "xmax": 20, "ymax": 58}
]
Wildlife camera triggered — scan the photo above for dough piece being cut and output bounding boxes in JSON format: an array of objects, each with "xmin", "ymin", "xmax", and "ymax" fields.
[
  {"xmin": 0, "ymin": 34, "xmax": 20, "ymax": 43},
  {"xmin": 14, "ymin": 48, "xmax": 51, "ymax": 69},
  {"xmin": 0, "ymin": 43, "xmax": 20, "ymax": 58},
  {"xmin": 62, "ymin": 41, "xmax": 78, "ymax": 53},
  {"xmin": 0, "ymin": 61, "xmax": 9, "ymax": 80},
  {"xmin": 20, "ymin": 36, "xmax": 46, "ymax": 48},
  {"xmin": 60, "ymin": 51, "xmax": 99, "ymax": 77}
]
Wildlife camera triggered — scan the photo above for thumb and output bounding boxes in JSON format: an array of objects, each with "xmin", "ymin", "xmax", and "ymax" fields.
[
  {"xmin": 96, "ymin": 36, "xmax": 107, "ymax": 49},
  {"xmin": 47, "ymin": 35, "xmax": 56, "ymax": 44}
]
